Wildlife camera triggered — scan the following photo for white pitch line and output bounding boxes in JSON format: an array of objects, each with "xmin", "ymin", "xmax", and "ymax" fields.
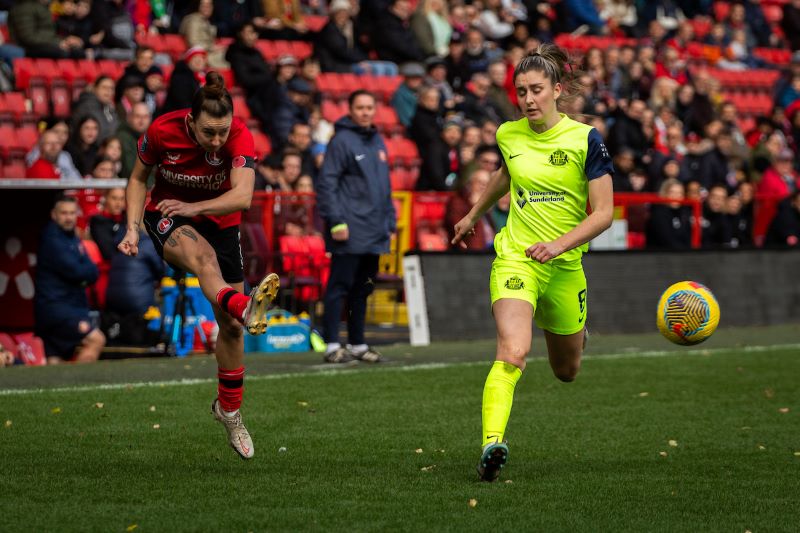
[{"xmin": 1, "ymin": 343, "xmax": 798, "ymax": 397}]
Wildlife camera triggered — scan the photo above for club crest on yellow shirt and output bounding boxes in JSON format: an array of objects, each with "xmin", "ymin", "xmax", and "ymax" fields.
[{"xmin": 548, "ymin": 149, "xmax": 568, "ymax": 166}]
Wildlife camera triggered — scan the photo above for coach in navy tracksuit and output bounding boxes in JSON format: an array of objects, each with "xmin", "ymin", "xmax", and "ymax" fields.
[
  {"xmin": 315, "ymin": 90, "xmax": 397, "ymax": 363},
  {"xmin": 34, "ymin": 195, "xmax": 106, "ymax": 364}
]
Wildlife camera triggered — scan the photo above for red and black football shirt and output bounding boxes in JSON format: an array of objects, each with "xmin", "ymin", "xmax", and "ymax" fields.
[{"xmin": 137, "ymin": 109, "xmax": 255, "ymax": 229}]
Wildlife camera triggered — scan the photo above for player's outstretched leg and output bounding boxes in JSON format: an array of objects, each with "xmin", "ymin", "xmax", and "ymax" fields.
[{"xmin": 216, "ymin": 273, "xmax": 280, "ymax": 335}]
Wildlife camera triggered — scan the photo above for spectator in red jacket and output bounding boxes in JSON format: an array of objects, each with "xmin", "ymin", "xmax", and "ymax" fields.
[
  {"xmin": 446, "ymin": 168, "xmax": 494, "ymax": 250},
  {"xmin": 26, "ymin": 130, "xmax": 63, "ymax": 179},
  {"xmin": 758, "ymin": 148, "xmax": 800, "ymax": 199}
]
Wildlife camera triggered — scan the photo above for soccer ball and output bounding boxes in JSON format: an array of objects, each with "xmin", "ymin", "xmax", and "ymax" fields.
[{"xmin": 656, "ymin": 281, "xmax": 720, "ymax": 345}]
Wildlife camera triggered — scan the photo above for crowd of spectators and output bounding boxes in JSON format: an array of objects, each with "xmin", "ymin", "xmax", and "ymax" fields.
[{"xmin": 4, "ymin": 0, "xmax": 800, "ymax": 361}]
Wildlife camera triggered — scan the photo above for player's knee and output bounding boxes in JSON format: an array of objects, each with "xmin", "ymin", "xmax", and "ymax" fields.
[
  {"xmin": 497, "ymin": 344, "xmax": 528, "ymax": 366},
  {"xmin": 553, "ymin": 362, "xmax": 580, "ymax": 382},
  {"xmin": 217, "ymin": 316, "xmax": 243, "ymax": 340}
]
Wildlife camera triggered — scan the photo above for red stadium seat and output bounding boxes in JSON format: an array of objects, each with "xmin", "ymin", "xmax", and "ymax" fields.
[
  {"xmin": 232, "ymin": 95, "xmax": 252, "ymax": 121},
  {"xmin": 416, "ymin": 226, "xmax": 449, "ymax": 251},
  {"xmin": 251, "ymin": 129, "xmax": 272, "ymax": 158},
  {"xmin": 77, "ymin": 59, "xmax": 101, "ymax": 84},
  {"xmin": 15, "ymin": 125, "xmax": 39, "ymax": 152},
  {"xmin": 50, "ymin": 86, "xmax": 72, "ymax": 118},
  {"xmin": 3, "ymin": 161, "xmax": 27, "ymax": 179},
  {"xmin": 11, "ymin": 332, "xmax": 45, "ymax": 366},
  {"xmin": 12, "ymin": 57, "xmax": 35, "ymax": 90}
]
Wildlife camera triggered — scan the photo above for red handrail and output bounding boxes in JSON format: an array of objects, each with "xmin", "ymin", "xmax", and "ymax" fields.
[{"xmin": 613, "ymin": 193, "xmax": 703, "ymax": 249}]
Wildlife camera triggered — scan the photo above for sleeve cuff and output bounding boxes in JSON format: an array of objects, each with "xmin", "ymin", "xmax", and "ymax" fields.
[{"xmin": 330, "ymin": 223, "xmax": 348, "ymax": 234}]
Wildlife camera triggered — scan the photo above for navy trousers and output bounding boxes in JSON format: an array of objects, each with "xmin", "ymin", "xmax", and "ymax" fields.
[{"xmin": 322, "ymin": 254, "xmax": 379, "ymax": 345}]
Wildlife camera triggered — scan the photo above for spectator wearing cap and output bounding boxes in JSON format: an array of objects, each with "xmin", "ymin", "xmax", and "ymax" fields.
[
  {"xmin": 276, "ymin": 54, "xmax": 300, "ymax": 87},
  {"xmin": 271, "ymin": 77, "xmax": 313, "ymax": 148},
  {"xmin": 122, "ymin": 46, "xmax": 164, "ymax": 116},
  {"xmin": 317, "ymin": 0, "xmax": 368, "ymax": 73},
  {"xmin": 373, "ymin": 0, "xmax": 424, "ymax": 64},
  {"xmin": 71, "ymin": 76, "xmax": 119, "ymax": 144},
  {"xmin": 391, "ymin": 62, "xmax": 426, "ymax": 128},
  {"xmin": 226, "ymin": 22, "xmax": 279, "ymax": 134},
  {"xmin": 424, "ymin": 56, "xmax": 456, "ymax": 110},
  {"xmin": 116, "ymin": 102, "xmax": 152, "ymax": 180},
  {"xmin": 259, "ymin": 0, "xmax": 308, "ymax": 40},
  {"xmin": 445, "ymin": 31, "xmax": 470, "ymax": 93},
  {"xmin": 8, "ymin": 0, "xmax": 86, "ymax": 59},
  {"xmin": 410, "ymin": 0, "xmax": 452, "ymax": 57},
  {"xmin": 758, "ymin": 148, "xmax": 800, "ymax": 199},
  {"xmin": 416, "ymin": 118, "xmax": 462, "ymax": 191},
  {"xmin": 160, "ymin": 46, "xmax": 207, "ymax": 115},
  {"xmin": 180, "ymin": 0, "xmax": 229, "ymax": 69}
]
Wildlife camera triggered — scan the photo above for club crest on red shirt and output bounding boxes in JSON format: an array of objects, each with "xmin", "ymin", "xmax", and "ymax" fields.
[
  {"xmin": 205, "ymin": 151, "xmax": 223, "ymax": 166},
  {"xmin": 157, "ymin": 217, "xmax": 173, "ymax": 234}
]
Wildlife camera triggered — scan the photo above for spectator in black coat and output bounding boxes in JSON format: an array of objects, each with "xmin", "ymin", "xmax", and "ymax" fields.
[
  {"xmin": 34, "ymin": 196, "xmax": 105, "ymax": 364},
  {"xmin": 725, "ymin": 192, "xmax": 753, "ymax": 248},
  {"xmin": 681, "ymin": 132, "xmax": 727, "ymax": 191},
  {"xmin": 409, "ymin": 85, "xmax": 443, "ymax": 155},
  {"xmin": 783, "ymin": 0, "xmax": 800, "ymax": 51},
  {"xmin": 445, "ymin": 31, "xmax": 471, "ymax": 93},
  {"xmin": 65, "ymin": 116, "xmax": 101, "ymax": 176},
  {"xmin": 89, "ymin": 188, "xmax": 126, "ymax": 261},
  {"xmin": 646, "ymin": 178, "xmax": 692, "ymax": 249},
  {"xmin": 608, "ymin": 99, "xmax": 648, "ymax": 160},
  {"xmin": 701, "ymin": 185, "xmax": 733, "ymax": 248},
  {"xmin": 160, "ymin": 47, "xmax": 207, "ymax": 115},
  {"xmin": 765, "ymin": 191, "xmax": 800, "ymax": 246},
  {"xmin": 226, "ymin": 22, "xmax": 279, "ymax": 133},
  {"xmin": 316, "ymin": 0, "xmax": 368, "ymax": 73},
  {"xmin": 457, "ymin": 72, "xmax": 503, "ymax": 125},
  {"xmin": 71, "ymin": 76, "xmax": 119, "ymax": 144},
  {"xmin": 373, "ymin": 0, "xmax": 424, "ymax": 64},
  {"xmin": 106, "ymin": 229, "xmax": 164, "ymax": 317},
  {"xmin": 90, "ymin": 0, "xmax": 136, "ymax": 60},
  {"xmin": 416, "ymin": 119, "xmax": 462, "ymax": 191},
  {"xmin": 270, "ymin": 77, "xmax": 313, "ymax": 148}
]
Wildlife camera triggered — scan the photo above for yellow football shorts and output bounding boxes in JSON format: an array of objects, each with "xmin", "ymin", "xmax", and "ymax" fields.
[{"xmin": 489, "ymin": 257, "xmax": 587, "ymax": 335}]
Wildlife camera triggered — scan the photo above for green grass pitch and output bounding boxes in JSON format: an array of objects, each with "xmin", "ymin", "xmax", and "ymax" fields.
[{"xmin": 1, "ymin": 325, "xmax": 799, "ymax": 532}]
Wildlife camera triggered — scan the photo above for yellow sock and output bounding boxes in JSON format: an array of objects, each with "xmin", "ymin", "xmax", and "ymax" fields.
[{"xmin": 482, "ymin": 361, "xmax": 523, "ymax": 446}]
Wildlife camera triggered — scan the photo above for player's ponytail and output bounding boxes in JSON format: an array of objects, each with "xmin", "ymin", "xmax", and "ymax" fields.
[
  {"xmin": 191, "ymin": 71, "xmax": 234, "ymax": 119},
  {"xmin": 513, "ymin": 43, "xmax": 583, "ymax": 112}
]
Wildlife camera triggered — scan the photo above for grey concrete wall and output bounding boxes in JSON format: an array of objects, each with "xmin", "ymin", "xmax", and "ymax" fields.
[{"xmin": 414, "ymin": 250, "xmax": 800, "ymax": 340}]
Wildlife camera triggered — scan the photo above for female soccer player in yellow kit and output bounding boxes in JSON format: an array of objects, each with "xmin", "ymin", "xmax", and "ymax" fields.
[{"xmin": 452, "ymin": 43, "xmax": 615, "ymax": 481}]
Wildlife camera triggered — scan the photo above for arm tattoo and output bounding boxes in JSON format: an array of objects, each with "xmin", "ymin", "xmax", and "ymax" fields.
[
  {"xmin": 179, "ymin": 227, "xmax": 198, "ymax": 241},
  {"xmin": 166, "ymin": 235, "xmax": 178, "ymax": 247}
]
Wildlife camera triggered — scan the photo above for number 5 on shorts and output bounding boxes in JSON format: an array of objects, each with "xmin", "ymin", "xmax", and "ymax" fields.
[{"xmin": 577, "ymin": 289, "xmax": 587, "ymax": 323}]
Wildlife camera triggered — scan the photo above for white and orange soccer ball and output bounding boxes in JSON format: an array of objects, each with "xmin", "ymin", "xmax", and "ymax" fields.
[{"xmin": 656, "ymin": 281, "xmax": 720, "ymax": 345}]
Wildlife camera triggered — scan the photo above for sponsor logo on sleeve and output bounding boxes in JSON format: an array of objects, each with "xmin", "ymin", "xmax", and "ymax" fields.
[{"xmin": 232, "ymin": 155, "xmax": 246, "ymax": 168}]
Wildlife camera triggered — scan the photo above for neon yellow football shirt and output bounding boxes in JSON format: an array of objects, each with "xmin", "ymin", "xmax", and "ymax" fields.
[{"xmin": 494, "ymin": 114, "xmax": 613, "ymax": 264}]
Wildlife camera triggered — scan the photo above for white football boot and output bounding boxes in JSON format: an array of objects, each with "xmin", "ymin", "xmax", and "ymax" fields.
[{"xmin": 211, "ymin": 398, "xmax": 254, "ymax": 459}]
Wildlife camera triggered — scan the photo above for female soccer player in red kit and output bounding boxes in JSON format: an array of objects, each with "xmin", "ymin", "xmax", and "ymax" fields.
[{"xmin": 118, "ymin": 72, "xmax": 278, "ymax": 459}]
